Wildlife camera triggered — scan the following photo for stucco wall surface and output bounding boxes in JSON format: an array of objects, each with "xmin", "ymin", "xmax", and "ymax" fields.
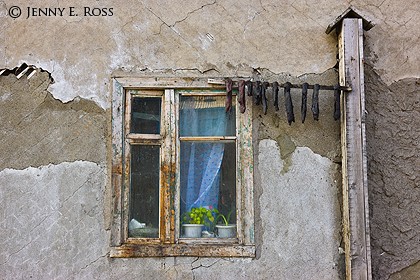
[
  {"xmin": 0, "ymin": 0, "xmax": 419, "ymax": 279},
  {"xmin": 0, "ymin": 64, "xmax": 343, "ymax": 280},
  {"xmin": 365, "ymin": 66, "xmax": 420, "ymax": 280},
  {"xmin": 1, "ymin": 0, "xmax": 419, "ymax": 108}
]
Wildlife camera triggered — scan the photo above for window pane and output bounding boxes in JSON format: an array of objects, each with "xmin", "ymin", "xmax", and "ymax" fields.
[
  {"xmin": 129, "ymin": 145, "xmax": 160, "ymax": 238},
  {"xmin": 179, "ymin": 96, "xmax": 236, "ymax": 137},
  {"xmin": 180, "ymin": 141, "xmax": 236, "ymax": 238},
  {"xmin": 131, "ymin": 97, "xmax": 161, "ymax": 134}
]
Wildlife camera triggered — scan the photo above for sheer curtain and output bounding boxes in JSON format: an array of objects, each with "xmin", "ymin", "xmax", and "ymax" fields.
[{"xmin": 180, "ymin": 103, "xmax": 227, "ymax": 213}]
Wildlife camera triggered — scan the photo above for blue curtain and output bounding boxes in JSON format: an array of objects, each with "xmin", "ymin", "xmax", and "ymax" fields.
[{"xmin": 180, "ymin": 106, "xmax": 227, "ymax": 213}]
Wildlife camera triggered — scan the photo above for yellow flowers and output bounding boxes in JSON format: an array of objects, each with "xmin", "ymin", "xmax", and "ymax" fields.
[{"xmin": 182, "ymin": 206, "xmax": 216, "ymax": 226}]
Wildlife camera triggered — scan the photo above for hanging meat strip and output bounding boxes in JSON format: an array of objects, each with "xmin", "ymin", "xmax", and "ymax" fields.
[
  {"xmin": 238, "ymin": 80, "xmax": 246, "ymax": 114},
  {"xmin": 301, "ymin": 83, "xmax": 308, "ymax": 123},
  {"xmin": 246, "ymin": 80, "xmax": 253, "ymax": 96},
  {"xmin": 225, "ymin": 78, "xmax": 233, "ymax": 113},
  {"xmin": 262, "ymin": 82, "xmax": 269, "ymax": 115},
  {"xmin": 284, "ymin": 82, "xmax": 295, "ymax": 125},
  {"xmin": 273, "ymin": 81, "xmax": 280, "ymax": 111},
  {"xmin": 255, "ymin": 81, "xmax": 262, "ymax": 105},
  {"xmin": 333, "ymin": 84, "xmax": 341, "ymax": 120},
  {"xmin": 312, "ymin": 84, "xmax": 320, "ymax": 121}
]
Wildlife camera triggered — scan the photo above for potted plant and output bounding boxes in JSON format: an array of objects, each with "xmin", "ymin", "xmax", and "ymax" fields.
[
  {"xmin": 214, "ymin": 210, "xmax": 236, "ymax": 238},
  {"xmin": 182, "ymin": 207, "xmax": 215, "ymax": 238}
]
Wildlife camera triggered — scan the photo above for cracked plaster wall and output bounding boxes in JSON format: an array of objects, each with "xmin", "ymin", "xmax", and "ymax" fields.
[
  {"xmin": 0, "ymin": 0, "xmax": 419, "ymax": 279},
  {"xmin": 1, "ymin": 0, "xmax": 419, "ymax": 108},
  {"xmin": 0, "ymin": 61, "xmax": 343, "ymax": 280}
]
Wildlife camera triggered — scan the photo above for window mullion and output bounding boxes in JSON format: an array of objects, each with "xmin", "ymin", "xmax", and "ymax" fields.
[
  {"xmin": 161, "ymin": 89, "xmax": 176, "ymax": 243},
  {"xmin": 122, "ymin": 90, "xmax": 132, "ymax": 243},
  {"xmin": 237, "ymin": 88, "xmax": 254, "ymax": 245}
]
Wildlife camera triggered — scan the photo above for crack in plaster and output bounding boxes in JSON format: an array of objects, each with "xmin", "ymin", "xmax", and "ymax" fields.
[
  {"xmin": 80, "ymin": 253, "xmax": 109, "ymax": 270},
  {"xmin": 148, "ymin": 0, "xmax": 217, "ymax": 34},
  {"xmin": 190, "ymin": 257, "xmax": 234, "ymax": 280},
  {"xmin": 144, "ymin": 1, "xmax": 217, "ymax": 57}
]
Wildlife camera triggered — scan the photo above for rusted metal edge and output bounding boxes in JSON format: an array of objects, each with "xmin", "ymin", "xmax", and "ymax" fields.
[{"xmin": 110, "ymin": 244, "xmax": 256, "ymax": 258}]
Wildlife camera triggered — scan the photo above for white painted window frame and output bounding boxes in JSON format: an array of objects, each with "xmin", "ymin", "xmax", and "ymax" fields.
[{"xmin": 110, "ymin": 77, "xmax": 255, "ymax": 257}]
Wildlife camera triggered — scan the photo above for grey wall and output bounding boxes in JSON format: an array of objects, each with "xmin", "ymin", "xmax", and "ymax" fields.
[{"xmin": 1, "ymin": 1, "xmax": 419, "ymax": 279}]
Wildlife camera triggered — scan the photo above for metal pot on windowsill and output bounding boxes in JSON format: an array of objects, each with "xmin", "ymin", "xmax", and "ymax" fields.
[{"xmin": 215, "ymin": 224, "xmax": 236, "ymax": 238}]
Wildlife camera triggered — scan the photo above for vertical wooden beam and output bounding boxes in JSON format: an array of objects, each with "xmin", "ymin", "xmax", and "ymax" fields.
[
  {"xmin": 338, "ymin": 18, "xmax": 372, "ymax": 280},
  {"xmin": 237, "ymin": 88, "xmax": 254, "ymax": 245},
  {"xmin": 111, "ymin": 79, "xmax": 124, "ymax": 246}
]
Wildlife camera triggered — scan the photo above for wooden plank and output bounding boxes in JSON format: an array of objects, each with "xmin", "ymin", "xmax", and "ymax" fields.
[
  {"xmin": 238, "ymin": 85, "xmax": 254, "ymax": 245},
  {"xmin": 115, "ymin": 77, "xmax": 227, "ymax": 89},
  {"xmin": 358, "ymin": 19, "xmax": 373, "ymax": 279},
  {"xmin": 339, "ymin": 18, "xmax": 372, "ymax": 280},
  {"xmin": 122, "ymin": 90, "xmax": 132, "ymax": 243},
  {"xmin": 179, "ymin": 136, "xmax": 236, "ymax": 142},
  {"xmin": 127, "ymin": 134, "xmax": 162, "ymax": 140},
  {"xmin": 338, "ymin": 23, "xmax": 351, "ymax": 280},
  {"xmin": 110, "ymin": 79, "xmax": 124, "ymax": 246},
  {"xmin": 110, "ymin": 243, "xmax": 255, "ymax": 258}
]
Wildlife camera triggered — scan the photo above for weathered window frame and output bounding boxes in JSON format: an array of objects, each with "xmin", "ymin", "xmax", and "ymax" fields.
[{"xmin": 110, "ymin": 77, "xmax": 255, "ymax": 258}]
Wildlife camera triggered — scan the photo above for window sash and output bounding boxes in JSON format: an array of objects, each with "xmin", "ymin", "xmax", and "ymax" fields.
[{"xmin": 111, "ymin": 77, "xmax": 254, "ymax": 257}]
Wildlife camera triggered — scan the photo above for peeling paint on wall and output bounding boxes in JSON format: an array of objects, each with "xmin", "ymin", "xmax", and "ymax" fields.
[{"xmin": 0, "ymin": 71, "xmax": 107, "ymax": 170}]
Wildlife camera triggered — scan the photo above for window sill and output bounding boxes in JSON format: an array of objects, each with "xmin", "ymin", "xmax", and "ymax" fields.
[{"xmin": 110, "ymin": 243, "xmax": 256, "ymax": 258}]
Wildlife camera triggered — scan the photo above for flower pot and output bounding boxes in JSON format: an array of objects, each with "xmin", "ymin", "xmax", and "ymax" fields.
[
  {"xmin": 216, "ymin": 224, "xmax": 236, "ymax": 238},
  {"xmin": 182, "ymin": 224, "xmax": 204, "ymax": 238}
]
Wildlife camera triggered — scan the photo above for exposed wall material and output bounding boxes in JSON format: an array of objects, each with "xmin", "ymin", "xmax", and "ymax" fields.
[
  {"xmin": 389, "ymin": 261, "xmax": 420, "ymax": 280},
  {"xmin": 0, "ymin": 72, "xmax": 106, "ymax": 170},
  {"xmin": 365, "ymin": 65, "xmax": 420, "ymax": 280},
  {"xmin": 0, "ymin": 161, "xmax": 107, "ymax": 279},
  {"xmin": 257, "ymin": 140, "xmax": 343, "ymax": 279},
  {"xmin": 254, "ymin": 68, "xmax": 341, "ymax": 162}
]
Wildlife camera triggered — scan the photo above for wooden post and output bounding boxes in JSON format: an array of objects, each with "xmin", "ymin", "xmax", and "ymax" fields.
[{"xmin": 338, "ymin": 18, "xmax": 372, "ymax": 280}]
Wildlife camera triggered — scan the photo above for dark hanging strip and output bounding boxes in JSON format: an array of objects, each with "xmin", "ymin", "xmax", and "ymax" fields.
[
  {"xmin": 284, "ymin": 82, "xmax": 295, "ymax": 125},
  {"xmin": 273, "ymin": 81, "xmax": 280, "ymax": 111},
  {"xmin": 333, "ymin": 84, "xmax": 341, "ymax": 121},
  {"xmin": 225, "ymin": 78, "xmax": 233, "ymax": 112},
  {"xmin": 255, "ymin": 81, "xmax": 262, "ymax": 105},
  {"xmin": 301, "ymin": 83, "xmax": 308, "ymax": 123},
  {"xmin": 238, "ymin": 80, "xmax": 246, "ymax": 114},
  {"xmin": 262, "ymin": 82, "xmax": 269, "ymax": 115},
  {"xmin": 220, "ymin": 78, "xmax": 347, "ymax": 123},
  {"xmin": 312, "ymin": 84, "xmax": 320, "ymax": 121}
]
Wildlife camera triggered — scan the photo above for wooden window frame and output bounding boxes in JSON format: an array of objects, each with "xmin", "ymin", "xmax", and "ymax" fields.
[{"xmin": 110, "ymin": 77, "xmax": 255, "ymax": 258}]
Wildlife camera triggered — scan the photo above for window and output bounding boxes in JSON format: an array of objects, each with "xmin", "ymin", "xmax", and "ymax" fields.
[{"xmin": 110, "ymin": 78, "xmax": 254, "ymax": 257}]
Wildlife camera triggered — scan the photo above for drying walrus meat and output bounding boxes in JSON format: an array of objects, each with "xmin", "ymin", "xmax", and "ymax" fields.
[
  {"xmin": 225, "ymin": 78, "xmax": 233, "ymax": 112},
  {"xmin": 333, "ymin": 84, "xmax": 341, "ymax": 120},
  {"xmin": 284, "ymin": 82, "xmax": 295, "ymax": 125},
  {"xmin": 246, "ymin": 80, "xmax": 253, "ymax": 96},
  {"xmin": 262, "ymin": 82, "xmax": 269, "ymax": 115},
  {"xmin": 238, "ymin": 80, "xmax": 246, "ymax": 114},
  {"xmin": 312, "ymin": 84, "xmax": 320, "ymax": 120},
  {"xmin": 255, "ymin": 81, "xmax": 262, "ymax": 105},
  {"xmin": 301, "ymin": 83, "xmax": 308, "ymax": 123},
  {"xmin": 273, "ymin": 81, "xmax": 280, "ymax": 111}
]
